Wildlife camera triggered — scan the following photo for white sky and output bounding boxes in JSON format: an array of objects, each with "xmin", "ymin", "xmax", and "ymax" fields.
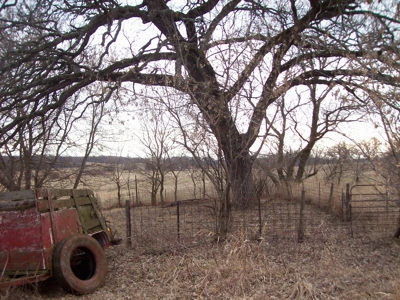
[{"xmin": 92, "ymin": 114, "xmax": 385, "ymax": 158}]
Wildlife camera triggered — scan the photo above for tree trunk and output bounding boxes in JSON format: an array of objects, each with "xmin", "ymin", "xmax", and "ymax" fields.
[
  {"xmin": 150, "ymin": 170, "xmax": 158, "ymax": 206},
  {"xmin": 228, "ymin": 153, "xmax": 255, "ymax": 208},
  {"xmin": 159, "ymin": 174, "xmax": 164, "ymax": 206},
  {"xmin": 216, "ymin": 146, "xmax": 255, "ymax": 239},
  {"xmin": 23, "ymin": 151, "xmax": 32, "ymax": 190},
  {"xmin": 117, "ymin": 181, "xmax": 121, "ymax": 207},
  {"xmin": 218, "ymin": 183, "xmax": 231, "ymax": 241},
  {"xmin": 151, "ymin": 182, "xmax": 157, "ymax": 206},
  {"xmin": 295, "ymin": 146, "xmax": 313, "ymax": 182},
  {"xmin": 73, "ymin": 155, "xmax": 89, "ymax": 189}
]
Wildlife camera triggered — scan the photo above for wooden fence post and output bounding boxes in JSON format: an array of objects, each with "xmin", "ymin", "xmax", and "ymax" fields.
[
  {"xmin": 177, "ymin": 201, "xmax": 180, "ymax": 243},
  {"xmin": 318, "ymin": 182, "xmax": 321, "ymax": 206},
  {"xmin": 135, "ymin": 175, "xmax": 139, "ymax": 205},
  {"xmin": 328, "ymin": 183, "xmax": 334, "ymax": 214},
  {"xmin": 126, "ymin": 200, "xmax": 131, "ymax": 247}
]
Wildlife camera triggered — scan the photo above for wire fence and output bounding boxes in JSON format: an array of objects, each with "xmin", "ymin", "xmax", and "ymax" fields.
[{"xmin": 114, "ymin": 181, "xmax": 400, "ymax": 254}]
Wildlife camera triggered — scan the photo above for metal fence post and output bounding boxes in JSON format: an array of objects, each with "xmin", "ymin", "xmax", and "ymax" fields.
[
  {"xmin": 126, "ymin": 200, "xmax": 131, "ymax": 247},
  {"xmin": 346, "ymin": 183, "xmax": 351, "ymax": 222},
  {"xmin": 177, "ymin": 201, "xmax": 180, "ymax": 243},
  {"xmin": 342, "ymin": 192, "xmax": 346, "ymax": 221},
  {"xmin": 258, "ymin": 197, "xmax": 262, "ymax": 239},
  {"xmin": 298, "ymin": 189, "xmax": 306, "ymax": 243}
]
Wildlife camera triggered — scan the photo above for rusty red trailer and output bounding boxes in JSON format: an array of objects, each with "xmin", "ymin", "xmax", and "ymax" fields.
[{"xmin": 0, "ymin": 188, "xmax": 120, "ymax": 294}]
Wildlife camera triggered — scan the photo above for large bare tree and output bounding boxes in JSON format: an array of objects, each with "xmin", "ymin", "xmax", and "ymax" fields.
[{"xmin": 0, "ymin": 0, "xmax": 399, "ymax": 215}]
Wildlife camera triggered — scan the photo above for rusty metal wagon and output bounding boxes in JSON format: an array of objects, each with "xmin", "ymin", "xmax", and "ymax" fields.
[{"xmin": 0, "ymin": 188, "xmax": 120, "ymax": 294}]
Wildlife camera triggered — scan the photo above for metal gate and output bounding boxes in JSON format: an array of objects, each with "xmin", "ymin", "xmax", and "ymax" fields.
[{"xmin": 343, "ymin": 184, "xmax": 399, "ymax": 237}]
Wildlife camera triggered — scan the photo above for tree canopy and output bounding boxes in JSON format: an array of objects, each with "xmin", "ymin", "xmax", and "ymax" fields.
[{"xmin": 1, "ymin": 0, "xmax": 399, "ymax": 210}]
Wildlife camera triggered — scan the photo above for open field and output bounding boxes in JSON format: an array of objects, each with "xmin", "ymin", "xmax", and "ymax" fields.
[
  {"xmin": 51, "ymin": 168, "xmax": 215, "ymax": 208},
  {"xmin": 47, "ymin": 161, "xmax": 396, "ymax": 210},
  {"xmin": 79, "ymin": 167, "xmax": 396, "ymax": 209}
]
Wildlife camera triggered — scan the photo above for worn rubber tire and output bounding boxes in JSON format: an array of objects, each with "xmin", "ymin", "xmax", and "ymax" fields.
[{"xmin": 53, "ymin": 235, "xmax": 107, "ymax": 294}]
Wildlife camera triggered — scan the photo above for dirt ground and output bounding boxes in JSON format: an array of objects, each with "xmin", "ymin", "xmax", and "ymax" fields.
[{"xmin": 2, "ymin": 208, "xmax": 400, "ymax": 300}]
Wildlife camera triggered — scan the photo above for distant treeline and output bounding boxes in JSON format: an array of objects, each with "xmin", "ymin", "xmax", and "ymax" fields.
[
  {"xmin": 2, "ymin": 153, "xmax": 391, "ymax": 173},
  {"xmin": 53, "ymin": 156, "xmax": 200, "ymax": 171}
]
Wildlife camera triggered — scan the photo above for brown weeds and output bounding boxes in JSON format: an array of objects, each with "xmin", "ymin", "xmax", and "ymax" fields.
[{"xmin": 3, "ymin": 208, "xmax": 400, "ymax": 300}]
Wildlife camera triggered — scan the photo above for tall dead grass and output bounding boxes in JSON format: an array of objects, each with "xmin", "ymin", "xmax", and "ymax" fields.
[{"xmin": 3, "ymin": 232, "xmax": 400, "ymax": 300}]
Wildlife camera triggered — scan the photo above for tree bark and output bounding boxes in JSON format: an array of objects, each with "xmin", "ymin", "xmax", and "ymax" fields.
[
  {"xmin": 227, "ymin": 151, "xmax": 255, "ymax": 208},
  {"xmin": 218, "ymin": 182, "xmax": 231, "ymax": 241},
  {"xmin": 159, "ymin": 173, "xmax": 164, "ymax": 206}
]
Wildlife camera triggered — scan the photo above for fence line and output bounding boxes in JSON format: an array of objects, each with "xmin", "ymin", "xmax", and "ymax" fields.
[
  {"xmin": 99, "ymin": 179, "xmax": 343, "ymax": 210},
  {"xmin": 122, "ymin": 183, "xmax": 399, "ymax": 254}
]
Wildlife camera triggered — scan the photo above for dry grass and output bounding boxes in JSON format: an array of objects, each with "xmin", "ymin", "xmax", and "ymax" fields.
[
  {"xmin": 2, "ymin": 164, "xmax": 399, "ymax": 299},
  {"xmin": 2, "ymin": 207, "xmax": 400, "ymax": 300}
]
